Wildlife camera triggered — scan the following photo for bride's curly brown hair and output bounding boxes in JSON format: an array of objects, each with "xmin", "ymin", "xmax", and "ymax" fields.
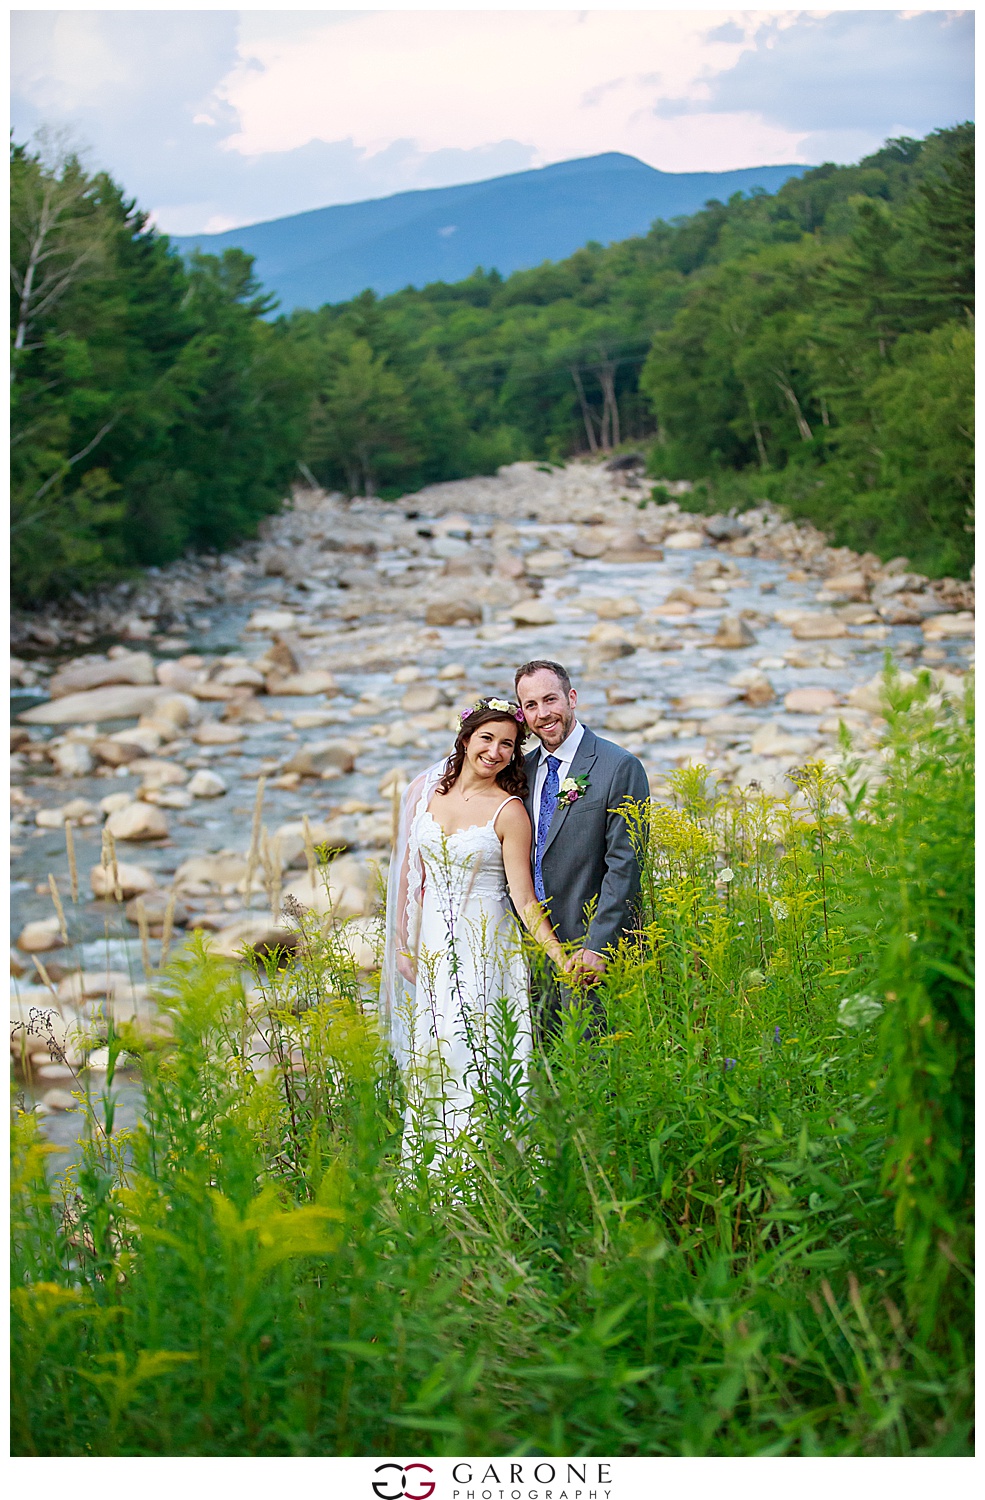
[{"xmin": 435, "ymin": 705, "xmax": 529, "ymax": 797}]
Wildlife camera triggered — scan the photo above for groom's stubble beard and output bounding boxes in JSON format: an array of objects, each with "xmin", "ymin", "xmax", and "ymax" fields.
[{"xmin": 530, "ymin": 698, "xmax": 576, "ymax": 752}]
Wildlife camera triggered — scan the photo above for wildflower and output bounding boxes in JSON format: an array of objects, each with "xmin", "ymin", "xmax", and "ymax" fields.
[
  {"xmin": 769, "ymin": 897, "xmax": 789, "ymax": 921},
  {"xmin": 724, "ymin": 1057, "xmax": 737, "ymax": 1071},
  {"xmin": 718, "ymin": 867, "xmax": 735, "ymax": 883},
  {"xmin": 773, "ymin": 1024, "xmax": 781, "ymax": 1045}
]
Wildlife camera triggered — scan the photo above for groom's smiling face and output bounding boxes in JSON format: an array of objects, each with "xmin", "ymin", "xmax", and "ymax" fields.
[{"xmin": 517, "ymin": 667, "xmax": 577, "ymax": 752}]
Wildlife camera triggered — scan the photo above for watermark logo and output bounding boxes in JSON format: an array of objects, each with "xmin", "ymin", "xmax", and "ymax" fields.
[{"xmin": 371, "ymin": 1462, "xmax": 437, "ymax": 1500}]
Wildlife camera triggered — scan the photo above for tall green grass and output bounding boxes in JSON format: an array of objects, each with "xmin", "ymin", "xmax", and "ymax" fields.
[{"xmin": 11, "ymin": 673, "xmax": 973, "ymax": 1455}]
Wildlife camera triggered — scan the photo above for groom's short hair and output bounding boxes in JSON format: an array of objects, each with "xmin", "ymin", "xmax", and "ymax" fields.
[{"xmin": 514, "ymin": 659, "xmax": 572, "ymax": 697}]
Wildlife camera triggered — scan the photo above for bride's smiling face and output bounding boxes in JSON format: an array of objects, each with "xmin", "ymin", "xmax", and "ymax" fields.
[{"xmin": 464, "ymin": 720, "xmax": 518, "ymax": 780}]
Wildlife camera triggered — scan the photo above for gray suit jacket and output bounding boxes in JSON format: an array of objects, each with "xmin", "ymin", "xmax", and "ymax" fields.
[{"xmin": 524, "ymin": 725, "xmax": 650, "ymax": 955}]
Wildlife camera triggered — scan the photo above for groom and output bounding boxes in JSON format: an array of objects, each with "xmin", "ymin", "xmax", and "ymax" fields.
[{"xmin": 514, "ymin": 658, "xmax": 650, "ymax": 1037}]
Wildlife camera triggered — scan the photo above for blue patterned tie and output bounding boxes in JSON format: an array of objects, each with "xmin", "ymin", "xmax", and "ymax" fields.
[{"xmin": 534, "ymin": 755, "xmax": 560, "ymax": 901}]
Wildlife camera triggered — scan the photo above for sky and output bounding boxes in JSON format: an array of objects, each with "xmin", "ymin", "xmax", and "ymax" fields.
[{"xmin": 10, "ymin": 6, "xmax": 975, "ymax": 234}]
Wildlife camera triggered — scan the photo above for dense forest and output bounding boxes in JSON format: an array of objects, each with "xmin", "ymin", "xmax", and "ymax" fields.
[{"xmin": 10, "ymin": 123, "xmax": 973, "ymax": 603}]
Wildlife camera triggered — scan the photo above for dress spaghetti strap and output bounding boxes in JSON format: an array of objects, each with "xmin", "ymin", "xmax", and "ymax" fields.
[{"xmin": 491, "ymin": 795, "xmax": 522, "ymax": 832}]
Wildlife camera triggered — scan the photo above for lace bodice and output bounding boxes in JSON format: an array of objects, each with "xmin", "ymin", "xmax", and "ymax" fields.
[{"xmin": 413, "ymin": 798, "xmax": 517, "ymax": 901}]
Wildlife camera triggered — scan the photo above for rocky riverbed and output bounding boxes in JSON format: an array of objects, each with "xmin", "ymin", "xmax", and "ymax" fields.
[{"xmin": 10, "ymin": 458, "xmax": 975, "ymax": 1130}]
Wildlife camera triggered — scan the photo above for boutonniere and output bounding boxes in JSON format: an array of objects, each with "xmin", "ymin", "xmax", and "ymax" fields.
[{"xmin": 557, "ymin": 773, "xmax": 590, "ymax": 808}]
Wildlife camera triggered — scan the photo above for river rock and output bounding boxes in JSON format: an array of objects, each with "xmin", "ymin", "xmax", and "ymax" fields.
[
  {"xmin": 402, "ymin": 683, "xmax": 441, "ymax": 713},
  {"xmin": 571, "ymin": 532, "xmax": 607, "ymax": 559},
  {"xmin": 664, "ymin": 530, "xmax": 705, "ymax": 551},
  {"xmin": 265, "ymin": 669, "xmax": 340, "ymax": 697},
  {"xmin": 425, "ymin": 598, "xmax": 483, "ymax": 627},
  {"xmin": 438, "ymin": 662, "xmax": 466, "ymax": 680},
  {"xmin": 585, "ymin": 622, "xmax": 636, "ymax": 664},
  {"xmin": 125, "ymin": 891, "xmax": 189, "ymax": 927},
  {"xmin": 187, "ymin": 769, "xmax": 227, "ymax": 798},
  {"xmin": 111, "ymin": 725, "xmax": 164, "ymax": 753},
  {"xmin": 19, "ymin": 684, "xmax": 167, "ymax": 725},
  {"xmin": 173, "ymin": 853, "xmax": 248, "ymax": 895},
  {"xmin": 132, "ymin": 758, "xmax": 188, "ymax": 790},
  {"xmin": 605, "ymin": 704, "xmax": 662, "ymax": 732},
  {"xmin": 97, "ymin": 793, "xmax": 132, "ymax": 817},
  {"xmin": 89, "ymin": 864, "xmax": 156, "ymax": 894},
  {"xmin": 42, "ymin": 1089, "xmax": 77, "ymax": 1112},
  {"xmin": 47, "ymin": 740, "xmax": 95, "ymax": 777},
  {"xmin": 524, "ymin": 549, "xmax": 568, "ymax": 576},
  {"xmin": 16, "ymin": 917, "xmax": 66, "ymax": 953},
  {"xmin": 194, "ymin": 721, "xmax": 244, "ymax": 745},
  {"xmin": 750, "ymin": 724, "xmax": 814, "ymax": 758},
  {"xmin": 508, "ymin": 598, "xmax": 557, "ymax": 627},
  {"xmin": 57, "ymin": 969, "xmax": 133, "ymax": 1003},
  {"xmin": 36, "ymin": 798, "xmax": 98, "ymax": 829},
  {"xmin": 246, "ymin": 609, "xmax": 296, "ymax": 633},
  {"xmin": 791, "ymin": 615, "xmax": 849, "ymax": 640},
  {"xmin": 592, "ymin": 596, "xmax": 641, "ymax": 620},
  {"xmin": 784, "ymin": 687, "xmax": 840, "ymax": 714},
  {"xmin": 49, "ymin": 652, "xmax": 155, "ymax": 697},
  {"xmin": 212, "ymin": 664, "xmax": 264, "ymax": 690},
  {"xmin": 283, "ymin": 738, "xmax": 359, "ymax": 777},
  {"xmin": 105, "ymin": 802, "xmax": 169, "ymax": 842},
  {"xmin": 711, "ymin": 616, "xmax": 757, "ymax": 649},
  {"xmin": 818, "ymin": 570, "xmax": 869, "ymax": 602},
  {"xmin": 155, "ymin": 661, "xmax": 202, "ymax": 691},
  {"xmin": 922, "ymin": 611, "xmax": 975, "ymax": 640},
  {"xmin": 145, "ymin": 693, "xmax": 199, "ymax": 729},
  {"xmin": 91, "ymin": 736, "xmax": 145, "ymax": 766},
  {"xmin": 704, "ymin": 515, "xmax": 749, "ymax": 541},
  {"xmin": 144, "ymin": 787, "xmax": 194, "ymax": 809}
]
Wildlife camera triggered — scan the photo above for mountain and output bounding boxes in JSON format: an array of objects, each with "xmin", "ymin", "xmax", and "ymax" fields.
[{"xmin": 171, "ymin": 152, "xmax": 811, "ymax": 312}]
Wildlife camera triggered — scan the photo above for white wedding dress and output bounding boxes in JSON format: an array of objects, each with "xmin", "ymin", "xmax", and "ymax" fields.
[{"xmin": 381, "ymin": 767, "xmax": 532, "ymax": 1148}]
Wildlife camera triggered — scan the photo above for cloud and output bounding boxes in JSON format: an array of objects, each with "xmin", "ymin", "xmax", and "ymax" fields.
[
  {"xmin": 10, "ymin": 9, "xmax": 974, "ymax": 235},
  {"xmin": 660, "ymin": 11, "xmax": 974, "ymax": 135}
]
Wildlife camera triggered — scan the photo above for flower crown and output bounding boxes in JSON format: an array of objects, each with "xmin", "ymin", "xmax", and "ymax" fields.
[{"xmin": 460, "ymin": 696, "xmax": 525, "ymax": 725}]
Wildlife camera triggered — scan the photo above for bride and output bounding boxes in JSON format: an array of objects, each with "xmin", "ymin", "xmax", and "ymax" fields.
[{"xmin": 381, "ymin": 696, "xmax": 564, "ymax": 1147}]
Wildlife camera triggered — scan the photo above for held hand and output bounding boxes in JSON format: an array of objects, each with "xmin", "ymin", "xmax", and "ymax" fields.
[
  {"xmin": 564, "ymin": 948, "xmax": 608, "ymax": 984},
  {"xmin": 396, "ymin": 951, "xmax": 417, "ymax": 984}
]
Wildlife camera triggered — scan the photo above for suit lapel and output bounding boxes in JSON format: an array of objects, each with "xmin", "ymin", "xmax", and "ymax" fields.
[{"xmin": 542, "ymin": 727, "xmax": 598, "ymax": 858}]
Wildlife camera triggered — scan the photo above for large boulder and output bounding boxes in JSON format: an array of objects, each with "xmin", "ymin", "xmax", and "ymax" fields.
[
  {"xmin": 49, "ymin": 652, "xmax": 155, "ymax": 697},
  {"xmin": 19, "ymin": 685, "xmax": 168, "ymax": 725}
]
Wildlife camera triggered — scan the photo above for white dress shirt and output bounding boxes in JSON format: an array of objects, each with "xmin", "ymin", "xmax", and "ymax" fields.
[{"xmin": 532, "ymin": 719, "xmax": 585, "ymax": 840}]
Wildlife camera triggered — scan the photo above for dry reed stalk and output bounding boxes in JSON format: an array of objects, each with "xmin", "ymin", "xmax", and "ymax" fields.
[
  {"xmin": 135, "ymin": 898, "xmax": 151, "ymax": 978},
  {"xmin": 31, "ymin": 954, "xmax": 59, "ymax": 1000},
  {"xmin": 48, "ymin": 874, "xmax": 68, "ymax": 946},
  {"xmin": 101, "ymin": 827, "xmax": 123, "ymax": 902},
  {"xmin": 64, "ymin": 820, "xmax": 79, "ymax": 903},
  {"xmin": 270, "ymin": 833, "xmax": 282, "ymax": 921},
  {"xmin": 302, "ymin": 813, "xmax": 317, "ymax": 886},
  {"xmin": 245, "ymin": 776, "xmax": 266, "ymax": 909},
  {"xmin": 159, "ymin": 887, "xmax": 177, "ymax": 969}
]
